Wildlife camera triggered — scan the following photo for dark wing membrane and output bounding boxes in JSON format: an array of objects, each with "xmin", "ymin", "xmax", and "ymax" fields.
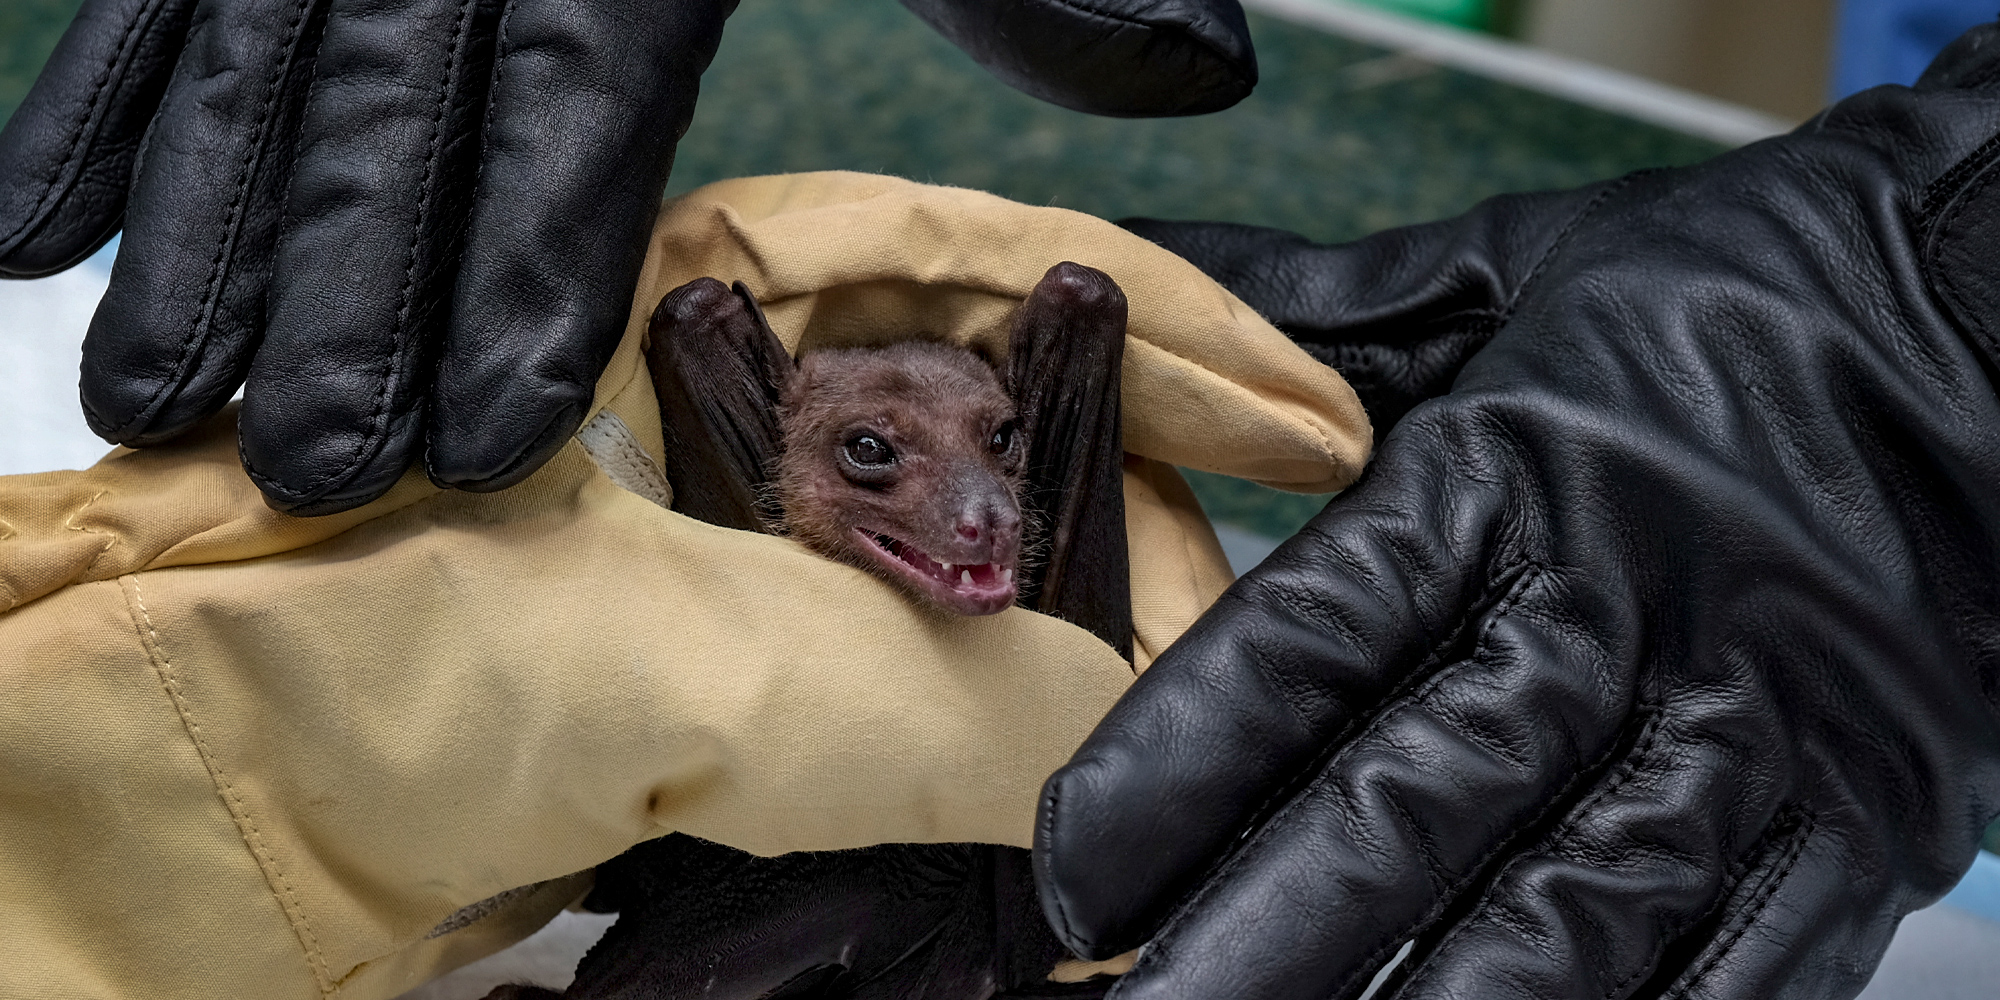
[{"xmin": 565, "ymin": 836, "xmax": 1085, "ymax": 1000}]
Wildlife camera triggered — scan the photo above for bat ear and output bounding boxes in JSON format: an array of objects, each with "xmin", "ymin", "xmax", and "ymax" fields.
[
  {"xmin": 645, "ymin": 277, "xmax": 793, "ymax": 532},
  {"xmin": 730, "ymin": 281, "xmax": 796, "ymax": 369},
  {"xmin": 1006, "ymin": 261, "xmax": 1132, "ymax": 659}
]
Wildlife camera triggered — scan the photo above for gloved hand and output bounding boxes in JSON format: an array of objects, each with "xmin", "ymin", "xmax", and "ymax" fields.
[
  {"xmin": 0, "ymin": 0, "xmax": 1255, "ymax": 515},
  {"xmin": 1035, "ymin": 23, "xmax": 2000, "ymax": 1000}
]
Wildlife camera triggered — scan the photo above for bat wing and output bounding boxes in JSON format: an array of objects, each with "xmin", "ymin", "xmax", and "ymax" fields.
[
  {"xmin": 568, "ymin": 835, "xmax": 1085, "ymax": 1000},
  {"xmin": 579, "ymin": 271, "xmax": 1132, "ymax": 1000},
  {"xmin": 644, "ymin": 278, "xmax": 793, "ymax": 533},
  {"xmin": 1009, "ymin": 262, "xmax": 1134, "ymax": 661}
]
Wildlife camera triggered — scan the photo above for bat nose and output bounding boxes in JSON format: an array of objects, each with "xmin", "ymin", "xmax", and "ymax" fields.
[
  {"xmin": 950, "ymin": 495, "xmax": 1020, "ymax": 554},
  {"xmin": 944, "ymin": 464, "xmax": 1021, "ymax": 557}
]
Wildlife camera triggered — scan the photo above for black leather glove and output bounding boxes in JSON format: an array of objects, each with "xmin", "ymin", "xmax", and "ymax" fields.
[
  {"xmin": 0, "ymin": 0, "xmax": 1255, "ymax": 515},
  {"xmin": 1035, "ymin": 23, "xmax": 2000, "ymax": 1000},
  {"xmin": 485, "ymin": 836, "xmax": 1107, "ymax": 1000}
]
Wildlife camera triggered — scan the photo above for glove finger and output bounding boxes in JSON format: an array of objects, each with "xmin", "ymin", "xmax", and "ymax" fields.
[
  {"xmin": 1120, "ymin": 181, "xmax": 1625, "ymax": 436},
  {"xmin": 899, "ymin": 0, "xmax": 1256, "ymax": 117},
  {"xmin": 424, "ymin": 0, "xmax": 732, "ymax": 493},
  {"xmin": 1915, "ymin": 20, "xmax": 2000, "ymax": 91},
  {"xmin": 0, "ymin": 0, "xmax": 195, "ymax": 277},
  {"xmin": 241, "ymin": 0, "xmax": 504, "ymax": 514},
  {"xmin": 1647, "ymin": 821, "xmax": 1898, "ymax": 1000},
  {"xmin": 80, "ymin": 0, "xmax": 329, "ymax": 446},
  {"xmin": 1378, "ymin": 718, "xmax": 1785, "ymax": 1000},
  {"xmin": 1036, "ymin": 407, "xmax": 1530, "ymax": 959},
  {"xmin": 1095, "ymin": 577, "xmax": 1634, "ymax": 1000}
]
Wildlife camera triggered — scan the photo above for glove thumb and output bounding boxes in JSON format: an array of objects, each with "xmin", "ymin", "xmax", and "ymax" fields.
[
  {"xmin": 901, "ymin": 0, "xmax": 1257, "ymax": 117},
  {"xmin": 1120, "ymin": 181, "xmax": 1622, "ymax": 437}
]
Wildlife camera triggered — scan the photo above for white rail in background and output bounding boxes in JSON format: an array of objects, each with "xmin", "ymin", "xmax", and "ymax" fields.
[{"xmin": 1241, "ymin": 0, "xmax": 1796, "ymax": 146}]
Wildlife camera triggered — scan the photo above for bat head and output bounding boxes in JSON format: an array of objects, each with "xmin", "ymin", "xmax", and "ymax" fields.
[{"xmin": 777, "ymin": 340, "xmax": 1025, "ymax": 616}]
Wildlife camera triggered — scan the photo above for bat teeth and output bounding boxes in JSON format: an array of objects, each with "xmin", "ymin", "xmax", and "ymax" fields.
[
  {"xmin": 942, "ymin": 562, "xmax": 954, "ymax": 572},
  {"xmin": 1002, "ymin": 568, "xmax": 1013, "ymax": 584},
  {"xmin": 961, "ymin": 570, "xmax": 973, "ymax": 586}
]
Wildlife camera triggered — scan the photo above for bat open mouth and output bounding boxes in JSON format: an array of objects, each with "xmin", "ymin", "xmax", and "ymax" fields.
[{"xmin": 855, "ymin": 528, "xmax": 1017, "ymax": 616}]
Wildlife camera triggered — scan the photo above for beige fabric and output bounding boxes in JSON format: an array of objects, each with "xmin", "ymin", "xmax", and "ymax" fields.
[{"xmin": 0, "ymin": 172, "xmax": 1369, "ymax": 1000}]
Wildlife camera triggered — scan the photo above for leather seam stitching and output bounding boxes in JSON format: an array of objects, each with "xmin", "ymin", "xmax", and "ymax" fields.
[
  {"xmin": 416, "ymin": 0, "xmax": 515, "ymax": 473},
  {"xmin": 1667, "ymin": 810, "xmax": 1818, "ymax": 999},
  {"xmin": 1920, "ymin": 128, "xmax": 2000, "ymax": 227},
  {"xmin": 1124, "ymin": 561, "xmax": 1551, "ymax": 990},
  {"xmin": 243, "ymin": 0, "xmax": 481, "ymax": 502},
  {"xmin": 1038, "ymin": 779, "xmax": 1091, "ymax": 952},
  {"xmin": 1307, "ymin": 566, "xmax": 1587, "ymax": 1000},
  {"xmin": 1502, "ymin": 172, "xmax": 1650, "ymax": 321},
  {"xmin": 1396, "ymin": 708, "xmax": 1669, "ymax": 999},
  {"xmin": 0, "ymin": 0, "xmax": 164, "ymax": 251},
  {"xmin": 1927, "ymin": 152, "xmax": 2000, "ymax": 358},
  {"xmin": 129, "ymin": 0, "xmax": 317, "ymax": 437}
]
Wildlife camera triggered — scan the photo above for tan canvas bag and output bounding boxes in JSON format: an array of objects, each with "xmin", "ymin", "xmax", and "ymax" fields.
[{"xmin": 0, "ymin": 172, "xmax": 1369, "ymax": 1000}]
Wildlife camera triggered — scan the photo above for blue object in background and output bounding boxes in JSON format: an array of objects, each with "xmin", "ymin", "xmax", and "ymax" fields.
[
  {"xmin": 1833, "ymin": 0, "xmax": 1998, "ymax": 98},
  {"xmin": 1942, "ymin": 850, "xmax": 2000, "ymax": 924}
]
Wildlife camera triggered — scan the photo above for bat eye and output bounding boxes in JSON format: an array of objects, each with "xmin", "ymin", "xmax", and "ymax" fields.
[
  {"xmin": 990, "ymin": 422, "xmax": 1015, "ymax": 454},
  {"xmin": 845, "ymin": 433, "xmax": 896, "ymax": 468}
]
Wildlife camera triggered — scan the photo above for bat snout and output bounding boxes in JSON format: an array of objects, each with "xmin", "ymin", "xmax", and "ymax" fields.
[{"xmin": 941, "ymin": 474, "xmax": 1022, "ymax": 567}]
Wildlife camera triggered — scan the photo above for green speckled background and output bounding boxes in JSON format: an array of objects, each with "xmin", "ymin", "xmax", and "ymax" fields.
[
  {"xmin": 1, "ymin": 0, "xmax": 1726, "ymax": 537},
  {"xmin": 0, "ymin": 0, "xmax": 76, "ymax": 122},
  {"xmin": 655, "ymin": 0, "xmax": 1725, "ymax": 537},
  {"xmin": 663, "ymin": 0, "xmax": 1722, "ymax": 246}
]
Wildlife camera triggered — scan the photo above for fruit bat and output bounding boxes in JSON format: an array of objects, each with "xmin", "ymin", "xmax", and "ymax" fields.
[
  {"xmin": 646, "ymin": 259, "xmax": 1133, "ymax": 655},
  {"xmin": 479, "ymin": 263, "xmax": 1135, "ymax": 1000}
]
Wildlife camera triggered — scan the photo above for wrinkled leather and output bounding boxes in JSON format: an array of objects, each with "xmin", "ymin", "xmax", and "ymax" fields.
[
  {"xmin": 1037, "ymin": 23, "xmax": 2000, "ymax": 1000},
  {"xmin": 1120, "ymin": 183, "xmax": 1608, "ymax": 441},
  {"xmin": 0, "ymin": 0, "xmax": 1255, "ymax": 515},
  {"xmin": 0, "ymin": 0, "xmax": 191, "ymax": 278},
  {"xmin": 900, "ymin": 0, "xmax": 1255, "ymax": 117}
]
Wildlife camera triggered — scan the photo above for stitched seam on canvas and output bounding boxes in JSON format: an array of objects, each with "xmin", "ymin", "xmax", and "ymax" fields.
[
  {"xmin": 0, "ymin": 515, "xmax": 16, "ymax": 611},
  {"xmin": 121, "ymin": 574, "xmax": 332, "ymax": 993},
  {"xmin": 0, "ymin": 0, "xmax": 164, "ymax": 248},
  {"xmin": 129, "ymin": 0, "xmax": 316, "ymax": 433},
  {"xmin": 61, "ymin": 489, "xmax": 119, "ymax": 578}
]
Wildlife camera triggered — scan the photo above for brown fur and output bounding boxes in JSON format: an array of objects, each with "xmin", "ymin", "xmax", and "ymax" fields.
[{"xmin": 775, "ymin": 340, "xmax": 1025, "ymax": 615}]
